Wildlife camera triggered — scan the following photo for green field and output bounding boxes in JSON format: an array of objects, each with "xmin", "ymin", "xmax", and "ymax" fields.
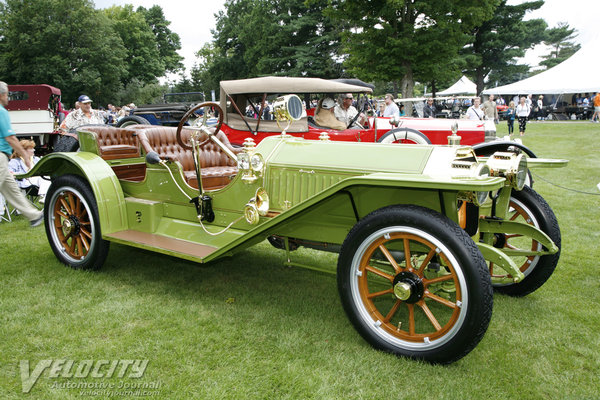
[{"xmin": 1, "ymin": 122, "xmax": 599, "ymax": 399}]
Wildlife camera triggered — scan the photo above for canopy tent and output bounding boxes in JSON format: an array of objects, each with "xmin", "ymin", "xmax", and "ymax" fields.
[
  {"xmin": 483, "ymin": 37, "xmax": 600, "ymax": 95},
  {"xmin": 437, "ymin": 75, "xmax": 477, "ymax": 96}
]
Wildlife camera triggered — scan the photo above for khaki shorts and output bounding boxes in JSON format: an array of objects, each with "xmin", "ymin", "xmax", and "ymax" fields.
[{"xmin": 595, "ymin": 106, "xmax": 600, "ymax": 112}]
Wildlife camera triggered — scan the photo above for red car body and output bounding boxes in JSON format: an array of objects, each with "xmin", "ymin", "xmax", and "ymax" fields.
[{"xmin": 218, "ymin": 77, "xmax": 486, "ymax": 147}]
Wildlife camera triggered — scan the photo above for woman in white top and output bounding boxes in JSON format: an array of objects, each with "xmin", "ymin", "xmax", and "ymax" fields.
[
  {"xmin": 466, "ymin": 97, "xmax": 484, "ymax": 121},
  {"xmin": 515, "ymin": 96, "xmax": 531, "ymax": 136}
]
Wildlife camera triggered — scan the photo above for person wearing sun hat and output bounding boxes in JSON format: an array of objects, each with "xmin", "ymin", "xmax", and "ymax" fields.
[
  {"xmin": 314, "ymin": 97, "xmax": 346, "ymax": 130},
  {"xmin": 60, "ymin": 94, "xmax": 105, "ymax": 133}
]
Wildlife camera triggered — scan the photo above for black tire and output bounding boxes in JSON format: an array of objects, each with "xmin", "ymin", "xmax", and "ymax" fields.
[
  {"xmin": 44, "ymin": 174, "xmax": 110, "ymax": 270},
  {"xmin": 337, "ymin": 205, "xmax": 493, "ymax": 364},
  {"xmin": 377, "ymin": 128, "xmax": 432, "ymax": 145},
  {"xmin": 116, "ymin": 115, "xmax": 150, "ymax": 128},
  {"xmin": 492, "ymin": 186, "xmax": 561, "ymax": 296},
  {"xmin": 53, "ymin": 135, "xmax": 80, "ymax": 152}
]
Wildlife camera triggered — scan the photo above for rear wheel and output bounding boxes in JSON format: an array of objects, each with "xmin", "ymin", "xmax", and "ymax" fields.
[
  {"xmin": 116, "ymin": 115, "xmax": 150, "ymax": 128},
  {"xmin": 377, "ymin": 128, "xmax": 432, "ymax": 145},
  {"xmin": 44, "ymin": 175, "xmax": 109, "ymax": 270},
  {"xmin": 491, "ymin": 186, "xmax": 561, "ymax": 296},
  {"xmin": 338, "ymin": 205, "xmax": 492, "ymax": 364}
]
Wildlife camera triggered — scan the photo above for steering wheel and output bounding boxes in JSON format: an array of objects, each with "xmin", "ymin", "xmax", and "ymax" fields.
[{"xmin": 176, "ymin": 101, "xmax": 224, "ymax": 150}]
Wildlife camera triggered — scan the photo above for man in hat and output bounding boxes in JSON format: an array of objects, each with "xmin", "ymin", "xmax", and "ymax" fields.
[
  {"xmin": 334, "ymin": 93, "xmax": 366, "ymax": 128},
  {"xmin": 60, "ymin": 94, "xmax": 105, "ymax": 133},
  {"xmin": 315, "ymin": 98, "xmax": 346, "ymax": 130},
  {"xmin": 0, "ymin": 81, "xmax": 44, "ymax": 226}
]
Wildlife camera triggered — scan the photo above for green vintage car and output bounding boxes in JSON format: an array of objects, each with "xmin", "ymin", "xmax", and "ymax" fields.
[{"xmin": 24, "ymin": 97, "xmax": 566, "ymax": 364}]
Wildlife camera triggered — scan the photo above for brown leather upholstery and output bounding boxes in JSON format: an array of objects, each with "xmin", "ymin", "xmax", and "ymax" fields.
[
  {"xmin": 133, "ymin": 126, "xmax": 240, "ymax": 190},
  {"xmin": 83, "ymin": 126, "xmax": 140, "ymax": 160}
]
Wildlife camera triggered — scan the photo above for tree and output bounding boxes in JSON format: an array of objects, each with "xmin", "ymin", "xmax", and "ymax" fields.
[
  {"xmin": 103, "ymin": 5, "xmax": 164, "ymax": 85},
  {"xmin": 196, "ymin": 0, "xmax": 343, "ymax": 89},
  {"xmin": 327, "ymin": 0, "xmax": 497, "ymax": 99},
  {"xmin": 0, "ymin": 0, "xmax": 127, "ymax": 105},
  {"xmin": 539, "ymin": 22, "xmax": 580, "ymax": 70},
  {"xmin": 462, "ymin": 0, "xmax": 547, "ymax": 94},
  {"xmin": 137, "ymin": 5, "xmax": 184, "ymax": 74}
]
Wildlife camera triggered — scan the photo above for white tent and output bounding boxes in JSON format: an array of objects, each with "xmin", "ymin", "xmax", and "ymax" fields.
[
  {"xmin": 437, "ymin": 75, "xmax": 477, "ymax": 96},
  {"xmin": 483, "ymin": 37, "xmax": 600, "ymax": 95}
]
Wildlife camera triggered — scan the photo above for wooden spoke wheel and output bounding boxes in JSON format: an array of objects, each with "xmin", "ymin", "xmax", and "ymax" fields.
[
  {"xmin": 44, "ymin": 175, "xmax": 109, "ymax": 270},
  {"xmin": 491, "ymin": 186, "xmax": 561, "ymax": 296},
  {"xmin": 338, "ymin": 205, "xmax": 492, "ymax": 364}
]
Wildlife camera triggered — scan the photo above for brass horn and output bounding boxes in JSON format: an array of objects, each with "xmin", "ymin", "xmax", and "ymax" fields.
[{"xmin": 244, "ymin": 188, "xmax": 270, "ymax": 225}]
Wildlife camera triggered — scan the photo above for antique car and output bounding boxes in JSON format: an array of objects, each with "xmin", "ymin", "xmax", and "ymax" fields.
[
  {"xmin": 23, "ymin": 97, "xmax": 566, "ymax": 364},
  {"xmin": 6, "ymin": 84, "xmax": 66, "ymax": 153},
  {"xmin": 116, "ymin": 92, "xmax": 206, "ymax": 128},
  {"xmin": 218, "ymin": 77, "xmax": 537, "ymax": 158}
]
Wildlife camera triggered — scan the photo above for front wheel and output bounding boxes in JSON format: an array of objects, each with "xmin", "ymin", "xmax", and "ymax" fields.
[
  {"xmin": 44, "ymin": 175, "xmax": 109, "ymax": 270},
  {"xmin": 338, "ymin": 205, "xmax": 492, "ymax": 364},
  {"xmin": 491, "ymin": 186, "xmax": 561, "ymax": 296},
  {"xmin": 377, "ymin": 128, "xmax": 432, "ymax": 145}
]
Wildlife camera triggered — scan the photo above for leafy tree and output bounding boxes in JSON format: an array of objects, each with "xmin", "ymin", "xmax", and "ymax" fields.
[
  {"xmin": 462, "ymin": 0, "xmax": 547, "ymax": 94},
  {"xmin": 539, "ymin": 22, "xmax": 580, "ymax": 70},
  {"xmin": 137, "ymin": 5, "xmax": 184, "ymax": 73},
  {"xmin": 103, "ymin": 5, "xmax": 164, "ymax": 85},
  {"xmin": 0, "ymin": 0, "xmax": 127, "ymax": 105},
  {"xmin": 196, "ymin": 0, "xmax": 342, "ymax": 91},
  {"xmin": 326, "ymin": 0, "xmax": 497, "ymax": 99}
]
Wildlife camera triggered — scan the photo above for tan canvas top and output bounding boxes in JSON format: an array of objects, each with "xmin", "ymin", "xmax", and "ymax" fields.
[{"xmin": 220, "ymin": 76, "xmax": 373, "ymax": 95}]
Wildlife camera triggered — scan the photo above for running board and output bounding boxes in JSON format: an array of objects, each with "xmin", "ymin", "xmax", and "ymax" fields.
[{"xmin": 105, "ymin": 230, "xmax": 217, "ymax": 263}]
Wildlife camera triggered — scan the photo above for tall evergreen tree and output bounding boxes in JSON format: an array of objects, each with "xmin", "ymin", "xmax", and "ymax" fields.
[
  {"xmin": 539, "ymin": 22, "xmax": 580, "ymax": 70},
  {"xmin": 462, "ymin": 0, "xmax": 547, "ymax": 94}
]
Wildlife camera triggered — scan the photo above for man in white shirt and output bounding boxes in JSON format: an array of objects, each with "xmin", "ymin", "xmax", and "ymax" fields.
[
  {"xmin": 466, "ymin": 97, "xmax": 484, "ymax": 121},
  {"xmin": 383, "ymin": 94, "xmax": 399, "ymax": 117},
  {"xmin": 334, "ymin": 93, "xmax": 365, "ymax": 128}
]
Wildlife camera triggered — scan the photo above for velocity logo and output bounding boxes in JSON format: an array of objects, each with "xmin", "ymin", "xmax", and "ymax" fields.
[{"xmin": 20, "ymin": 359, "xmax": 148, "ymax": 393}]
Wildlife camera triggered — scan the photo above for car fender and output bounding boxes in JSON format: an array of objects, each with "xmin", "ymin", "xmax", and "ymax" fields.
[
  {"xmin": 473, "ymin": 141, "xmax": 537, "ymax": 158},
  {"xmin": 20, "ymin": 152, "xmax": 128, "ymax": 235}
]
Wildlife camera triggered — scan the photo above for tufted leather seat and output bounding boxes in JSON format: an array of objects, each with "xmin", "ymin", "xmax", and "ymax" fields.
[
  {"xmin": 84, "ymin": 126, "xmax": 140, "ymax": 160},
  {"xmin": 133, "ymin": 126, "xmax": 241, "ymax": 190}
]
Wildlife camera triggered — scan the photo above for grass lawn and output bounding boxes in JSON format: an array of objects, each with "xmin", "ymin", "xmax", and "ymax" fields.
[{"xmin": 1, "ymin": 121, "xmax": 599, "ymax": 399}]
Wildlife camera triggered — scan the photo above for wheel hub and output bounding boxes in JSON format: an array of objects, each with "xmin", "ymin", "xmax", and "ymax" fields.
[
  {"xmin": 392, "ymin": 271, "xmax": 424, "ymax": 304},
  {"xmin": 62, "ymin": 218, "xmax": 72, "ymax": 235},
  {"xmin": 493, "ymin": 233, "xmax": 507, "ymax": 249},
  {"xmin": 62, "ymin": 215, "xmax": 81, "ymax": 236}
]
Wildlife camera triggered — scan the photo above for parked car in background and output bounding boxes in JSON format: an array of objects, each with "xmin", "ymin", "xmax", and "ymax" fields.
[
  {"xmin": 116, "ymin": 92, "xmax": 206, "ymax": 128},
  {"xmin": 23, "ymin": 96, "xmax": 566, "ymax": 364},
  {"xmin": 216, "ymin": 77, "xmax": 535, "ymax": 158},
  {"xmin": 6, "ymin": 84, "xmax": 66, "ymax": 154}
]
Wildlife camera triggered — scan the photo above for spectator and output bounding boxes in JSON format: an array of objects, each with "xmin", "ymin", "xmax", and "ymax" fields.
[
  {"xmin": 377, "ymin": 102, "xmax": 386, "ymax": 117},
  {"xmin": 516, "ymin": 96, "xmax": 531, "ymax": 136},
  {"xmin": 315, "ymin": 98, "xmax": 346, "ymax": 130},
  {"xmin": 466, "ymin": 97, "xmax": 484, "ymax": 121},
  {"xmin": 423, "ymin": 98, "xmax": 436, "ymax": 118},
  {"xmin": 526, "ymin": 94, "xmax": 533, "ymax": 108},
  {"xmin": 536, "ymin": 95, "xmax": 544, "ymax": 120},
  {"xmin": 60, "ymin": 95, "xmax": 105, "ymax": 132},
  {"xmin": 383, "ymin": 94, "xmax": 400, "ymax": 117},
  {"xmin": 399, "ymin": 104, "xmax": 406, "ymax": 117},
  {"xmin": 482, "ymin": 94, "xmax": 499, "ymax": 122},
  {"xmin": 334, "ymin": 93, "xmax": 365, "ymax": 128},
  {"xmin": 0, "ymin": 81, "xmax": 44, "ymax": 226},
  {"xmin": 8, "ymin": 139, "xmax": 50, "ymax": 203},
  {"xmin": 506, "ymin": 101, "xmax": 516, "ymax": 137},
  {"xmin": 591, "ymin": 91, "xmax": 600, "ymax": 123}
]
